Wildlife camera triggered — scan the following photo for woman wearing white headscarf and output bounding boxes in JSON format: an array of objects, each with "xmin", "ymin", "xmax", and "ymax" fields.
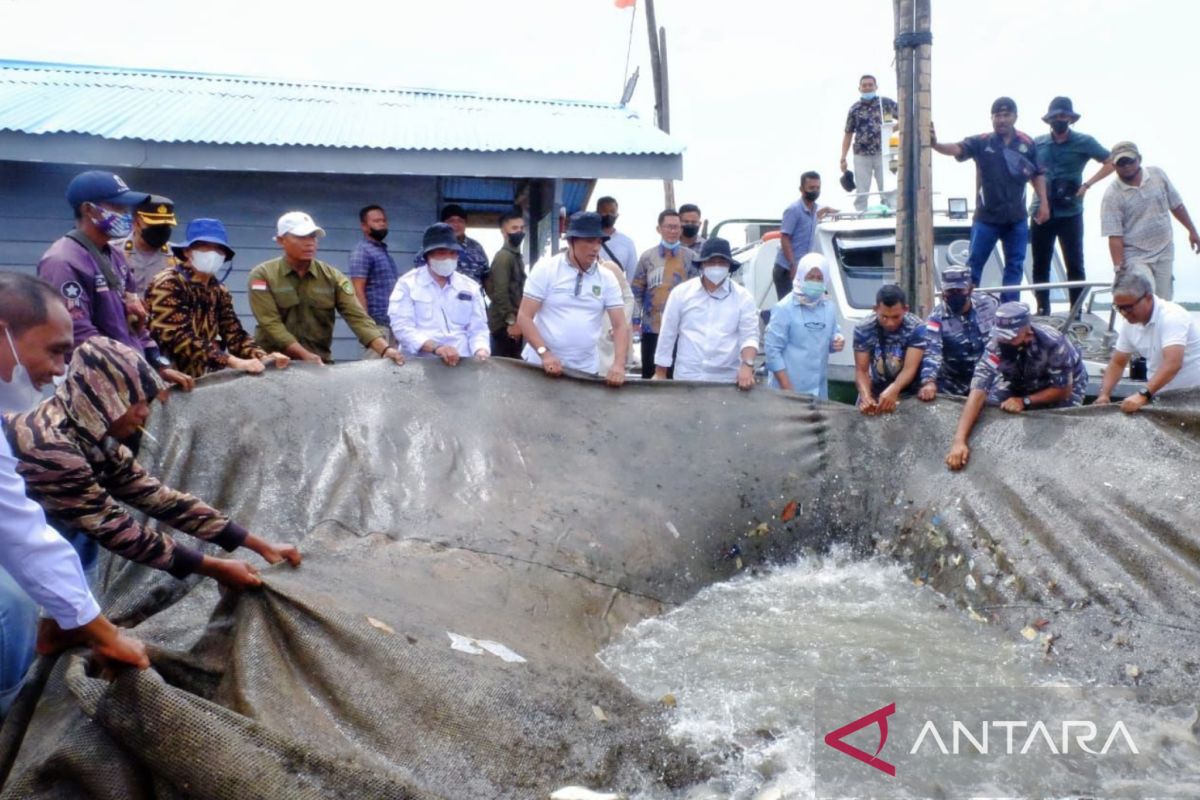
[{"xmin": 764, "ymin": 253, "xmax": 844, "ymax": 398}]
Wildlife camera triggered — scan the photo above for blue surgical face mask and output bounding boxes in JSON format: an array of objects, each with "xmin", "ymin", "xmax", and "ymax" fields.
[
  {"xmin": 0, "ymin": 326, "xmax": 43, "ymax": 413},
  {"xmin": 660, "ymin": 239, "xmax": 680, "ymax": 254},
  {"xmin": 861, "ymin": 91, "xmax": 877, "ymax": 101},
  {"xmin": 801, "ymin": 280, "xmax": 825, "ymax": 300}
]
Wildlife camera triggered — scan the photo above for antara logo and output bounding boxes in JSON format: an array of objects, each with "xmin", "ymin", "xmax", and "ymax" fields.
[{"xmin": 823, "ymin": 702, "xmax": 897, "ymax": 776}]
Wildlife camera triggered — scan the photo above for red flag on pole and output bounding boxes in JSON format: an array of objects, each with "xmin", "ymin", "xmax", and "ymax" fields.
[{"xmin": 614, "ymin": 0, "xmax": 636, "ymax": 8}]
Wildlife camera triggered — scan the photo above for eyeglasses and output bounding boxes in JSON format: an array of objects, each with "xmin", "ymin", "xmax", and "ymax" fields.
[{"xmin": 1114, "ymin": 294, "xmax": 1148, "ymax": 313}]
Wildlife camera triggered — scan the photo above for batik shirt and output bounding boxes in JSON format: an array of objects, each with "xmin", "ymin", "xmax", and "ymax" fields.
[
  {"xmin": 845, "ymin": 97, "xmax": 899, "ymax": 155},
  {"xmin": 146, "ymin": 266, "xmax": 267, "ymax": 378},
  {"xmin": 631, "ymin": 244, "xmax": 698, "ymax": 334},
  {"xmin": 970, "ymin": 323, "xmax": 1087, "ymax": 407},
  {"xmin": 920, "ymin": 293, "xmax": 999, "ymax": 395},
  {"xmin": 853, "ymin": 312, "xmax": 927, "ymax": 396}
]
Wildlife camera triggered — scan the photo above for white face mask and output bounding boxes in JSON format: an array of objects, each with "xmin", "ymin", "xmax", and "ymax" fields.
[
  {"xmin": 0, "ymin": 326, "xmax": 44, "ymax": 414},
  {"xmin": 429, "ymin": 258, "xmax": 458, "ymax": 278},
  {"xmin": 703, "ymin": 265, "xmax": 729, "ymax": 286},
  {"xmin": 190, "ymin": 249, "xmax": 226, "ymax": 275}
]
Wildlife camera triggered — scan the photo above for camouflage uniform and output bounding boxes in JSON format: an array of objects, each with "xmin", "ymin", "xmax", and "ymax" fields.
[
  {"xmin": 970, "ymin": 323, "xmax": 1088, "ymax": 407},
  {"xmin": 853, "ymin": 312, "xmax": 927, "ymax": 396},
  {"xmin": 2, "ymin": 338, "xmax": 249, "ymax": 578},
  {"xmin": 920, "ymin": 293, "xmax": 1000, "ymax": 396}
]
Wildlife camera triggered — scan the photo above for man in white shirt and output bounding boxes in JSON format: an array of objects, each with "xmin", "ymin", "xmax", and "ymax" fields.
[
  {"xmin": 1095, "ymin": 270, "xmax": 1200, "ymax": 413},
  {"xmin": 389, "ymin": 224, "xmax": 489, "ymax": 366},
  {"xmin": 596, "ymin": 196, "xmax": 639, "ymax": 285},
  {"xmin": 652, "ymin": 237, "xmax": 759, "ymax": 389},
  {"xmin": 518, "ymin": 212, "xmax": 630, "ymax": 386},
  {"xmin": 0, "ymin": 272, "xmax": 148, "ymax": 711}
]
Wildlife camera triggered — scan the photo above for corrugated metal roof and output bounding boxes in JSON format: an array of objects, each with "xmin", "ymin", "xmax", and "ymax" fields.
[{"xmin": 0, "ymin": 60, "xmax": 683, "ymax": 156}]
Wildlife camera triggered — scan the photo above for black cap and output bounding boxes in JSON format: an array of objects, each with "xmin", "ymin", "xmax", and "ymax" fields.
[
  {"xmin": 1041, "ymin": 96, "xmax": 1080, "ymax": 123},
  {"xmin": 839, "ymin": 169, "xmax": 856, "ymax": 193},
  {"xmin": 991, "ymin": 96, "xmax": 1017, "ymax": 115},
  {"xmin": 439, "ymin": 204, "xmax": 468, "ymax": 222},
  {"xmin": 420, "ymin": 223, "xmax": 463, "ymax": 256},
  {"xmin": 565, "ymin": 211, "xmax": 610, "ymax": 241},
  {"xmin": 697, "ymin": 237, "xmax": 742, "ymax": 272}
]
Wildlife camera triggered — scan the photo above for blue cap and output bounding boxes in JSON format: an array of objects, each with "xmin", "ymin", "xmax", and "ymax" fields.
[
  {"xmin": 941, "ymin": 266, "xmax": 971, "ymax": 289},
  {"xmin": 170, "ymin": 218, "xmax": 235, "ymax": 260},
  {"xmin": 565, "ymin": 211, "xmax": 611, "ymax": 241},
  {"xmin": 992, "ymin": 301, "xmax": 1031, "ymax": 341},
  {"xmin": 420, "ymin": 223, "xmax": 463, "ymax": 256},
  {"xmin": 65, "ymin": 170, "xmax": 149, "ymax": 210}
]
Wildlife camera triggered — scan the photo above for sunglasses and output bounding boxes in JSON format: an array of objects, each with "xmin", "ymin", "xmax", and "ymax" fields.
[
  {"xmin": 1115, "ymin": 157, "xmax": 1138, "ymax": 167},
  {"xmin": 1114, "ymin": 294, "xmax": 1148, "ymax": 313}
]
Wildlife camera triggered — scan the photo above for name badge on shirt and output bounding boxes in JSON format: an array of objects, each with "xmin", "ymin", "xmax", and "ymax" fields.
[{"xmin": 456, "ymin": 291, "xmax": 472, "ymax": 301}]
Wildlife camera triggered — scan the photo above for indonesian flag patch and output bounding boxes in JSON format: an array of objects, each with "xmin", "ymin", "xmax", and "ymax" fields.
[
  {"xmin": 251, "ymin": 279, "xmax": 269, "ymax": 291},
  {"xmin": 927, "ymin": 320, "xmax": 941, "ymax": 333}
]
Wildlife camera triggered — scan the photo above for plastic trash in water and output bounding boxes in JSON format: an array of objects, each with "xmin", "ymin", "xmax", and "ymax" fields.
[
  {"xmin": 447, "ymin": 632, "xmax": 527, "ymax": 663},
  {"xmin": 550, "ymin": 787, "xmax": 625, "ymax": 800}
]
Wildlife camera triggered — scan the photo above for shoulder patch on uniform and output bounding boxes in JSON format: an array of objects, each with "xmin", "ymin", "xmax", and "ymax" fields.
[
  {"xmin": 340, "ymin": 280, "xmax": 354, "ymax": 295},
  {"xmin": 927, "ymin": 320, "xmax": 941, "ymax": 333},
  {"xmin": 251, "ymin": 279, "xmax": 269, "ymax": 291},
  {"xmin": 987, "ymin": 352, "xmax": 1001, "ymax": 367},
  {"xmin": 60, "ymin": 280, "xmax": 83, "ymax": 306}
]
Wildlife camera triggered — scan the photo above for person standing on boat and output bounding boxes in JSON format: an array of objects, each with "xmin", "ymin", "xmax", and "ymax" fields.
[
  {"xmin": 840, "ymin": 75, "xmax": 898, "ymax": 213},
  {"xmin": 652, "ymin": 238, "xmax": 758, "ymax": 388},
  {"xmin": 1100, "ymin": 141, "xmax": 1200, "ymax": 301},
  {"xmin": 946, "ymin": 302, "xmax": 1086, "ymax": 471},
  {"xmin": 1029, "ymin": 97, "xmax": 1114, "ymax": 316},
  {"xmin": 932, "ymin": 97, "xmax": 1050, "ymax": 302},
  {"xmin": 764, "ymin": 253, "xmax": 844, "ymax": 398},
  {"xmin": 774, "ymin": 172, "xmax": 837, "ymax": 301},
  {"xmin": 853, "ymin": 284, "xmax": 927, "ymax": 415},
  {"xmin": 917, "ymin": 266, "xmax": 998, "ymax": 400},
  {"xmin": 1095, "ymin": 270, "xmax": 1200, "ymax": 413}
]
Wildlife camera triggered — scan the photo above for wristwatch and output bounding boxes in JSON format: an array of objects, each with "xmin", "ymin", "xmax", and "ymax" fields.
[
  {"xmin": 536, "ymin": 346, "xmax": 549, "ymax": 356},
  {"xmin": 1022, "ymin": 396, "xmax": 1032, "ymax": 409},
  {"xmin": 1138, "ymin": 388, "xmax": 1154, "ymax": 402}
]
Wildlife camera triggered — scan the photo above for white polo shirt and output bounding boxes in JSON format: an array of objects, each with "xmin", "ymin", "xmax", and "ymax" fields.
[
  {"xmin": 521, "ymin": 253, "xmax": 624, "ymax": 373},
  {"xmin": 653, "ymin": 276, "xmax": 760, "ymax": 383},
  {"xmin": 388, "ymin": 267, "xmax": 490, "ymax": 357},
  {"xmin": 1116, "ymin": 296, "xmax": 1200, "ymax": 392}
]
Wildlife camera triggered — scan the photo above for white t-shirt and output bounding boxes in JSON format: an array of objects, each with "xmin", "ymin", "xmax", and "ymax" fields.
[
  {"xmin": 521, "ymin": 253, "xmax": 624, "ymax": 373},
  {"xmin": 1116, "ymin": 296, "xmax": 1200, "ymax": 392},
  {"xmin": 653, "ymin": 276, "xmax": 760, "ymax": 383}
]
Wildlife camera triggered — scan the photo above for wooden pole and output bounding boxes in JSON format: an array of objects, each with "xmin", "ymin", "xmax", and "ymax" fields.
[
  {"xmin": 659, "ymin": 26, "xmax": 675, "ymax": 209},
  {"xmin": 914, "ymin": 0, "xmax": 934, "ymax": 315},
  {"xmin": 894, "ymin": 0, "xmax": 934, "ymax": 315},
  {"xmin": 644, "ymin": 0, "xmax": 673, "ymax": 209},
  {"xmin": 894, "ymin": 0, "xmax": 914, "ymax": 302}
]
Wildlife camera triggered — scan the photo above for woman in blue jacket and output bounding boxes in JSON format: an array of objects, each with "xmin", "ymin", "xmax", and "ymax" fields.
[{"xmin": 764, "ymin": 253, "xmax": 844, "ymax": 398}]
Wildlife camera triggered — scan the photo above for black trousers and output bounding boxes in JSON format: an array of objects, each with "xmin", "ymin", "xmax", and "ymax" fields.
[
  {"xmin": 772, "ymin": 265, "xmax": 792, "ymax": 301},
  {"xmin": 490, "ymin": 331, "xmax": 523, "ymax": 359},
  {"xmin": 1030, "ymin": 213, "xmax": 1085, "ymax": 316}
]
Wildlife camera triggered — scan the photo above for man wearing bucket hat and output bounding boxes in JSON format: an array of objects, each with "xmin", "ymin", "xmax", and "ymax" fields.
[
  {"xmin": 932, "ymin": 98, "xmax": 1050, "ymax": 302},
  {"xmin": 946, "ymin": 301, "xmax": 1086, "ymax": 470},
  {"xmin": 146, "ymin": 219, "xmax": 289, "ymax": 378},
  {"xmin": 413, "ymin": 204, "xmax": 490, "ymax": 285},
  {"xmin": 114, "ymin": 194, "xmax": 179, "ymax": 294},
  {"xmin": 917, "ymin": 266, "xmax": 999, "ymax": 400},
  {"xmin": 517, "ymin": 211, "xmax": 630, "ymax": 385},
  {"xmin": 652, "ymin": 238, "xmax": 759, "ymax": 388},
  {"xmin": 248, "ymin": 211, "xmax": 403, "ymax": 365},
  {"xmin": 388, "ymin": 223, "xmax": 489, "ymax": 366},
  {"xmin": 37, "ymin": 170, "xmax": 193, "ymax": 391},
  {"xmin": 1029, "ymin": 97, "xmax": 1114, "ymax": 316},
  {"xmin": 1100, "ymin": 141, "xmax": 1200, "ymax": 301}
]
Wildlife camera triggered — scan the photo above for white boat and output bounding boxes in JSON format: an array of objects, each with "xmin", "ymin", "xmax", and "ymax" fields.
[{"xmin": 716, "ymin": 206, "xmax": 1144, "ymax": 401}]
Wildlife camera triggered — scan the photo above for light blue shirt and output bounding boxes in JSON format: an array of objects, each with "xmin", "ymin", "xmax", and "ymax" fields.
[
  {"xmin": 764, "ymin": 296, "xmax": 841, "ymax": 399},
  {"xmin": 775, "ymin": 198, "xmax": 823, "ymax": 269}
]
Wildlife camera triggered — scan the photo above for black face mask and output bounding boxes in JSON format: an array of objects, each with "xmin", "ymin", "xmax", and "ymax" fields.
[
  {"xmin": 998, "ymin": 342, "xmax": 1024, "ymax": 359},
  {"xmin": 803, "ymin": 190, "xmax": 820, "ymax": 203},
  {"xmin": 600, "ymin": 214, "xmax": 618, "ymax": 229},
  {"xmin": 681, "ymin": 223, "xmax": 700, "ymax": 239},
  {"xmin": 368, "ymin": 228, "xmax": 388, "ymax": 242},
  {"xmin": 945, "ymin": 294, "xmax": 970, "ymax": 315},
  {"xmin": 507, "ymin": 231, "xmax": 526, "ymax": 249},
  {"xmin": 141, "ymin": 225, "xmax": 172, "ymax": 249},
  {"xmin": 1050, "ymin": 120, "xmax": 1070, "ymax": 134}
]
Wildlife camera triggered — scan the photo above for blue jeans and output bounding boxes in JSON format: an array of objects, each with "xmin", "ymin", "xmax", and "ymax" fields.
[
  {"xmin": 968, "ymin": 219, "xmax": 1028, "ymax": 303},
  {"xmin": 0, "ymin": 530, "xmax": 97, "ymax": 716}
]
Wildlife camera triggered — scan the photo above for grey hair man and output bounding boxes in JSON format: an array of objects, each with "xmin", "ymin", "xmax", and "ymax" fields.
[{"xmin": 1096, "ymin": 270, "xmax": 1200, "ymax": 413}]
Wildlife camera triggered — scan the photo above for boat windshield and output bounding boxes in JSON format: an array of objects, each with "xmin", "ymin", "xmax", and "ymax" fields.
[{"xmin": 832, "ymin": 229, "xmax": 1007, "ymax": 309}]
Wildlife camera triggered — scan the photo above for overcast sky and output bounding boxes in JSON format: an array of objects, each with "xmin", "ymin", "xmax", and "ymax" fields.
[{"xmin": 3, "ymin": 0, "xmax": 1196, "ymax": 299}]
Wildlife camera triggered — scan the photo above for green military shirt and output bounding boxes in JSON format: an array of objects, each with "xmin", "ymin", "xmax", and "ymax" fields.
[
  {"xmin": 1031, "ymin": 130, "xmax": 1110, "ymax": 218},
  {"xmin": 484, "ymin": 243, "xmax": 526, "ymax": 333},
  {"xmin": 248, "ymin": 257, "xmax": 383, "ymax": 363}
]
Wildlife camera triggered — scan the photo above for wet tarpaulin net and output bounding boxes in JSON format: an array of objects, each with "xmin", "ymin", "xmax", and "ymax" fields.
[{"xmin": 1, "ymin": 360, "xmax": 1198, "ymax": 798}]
